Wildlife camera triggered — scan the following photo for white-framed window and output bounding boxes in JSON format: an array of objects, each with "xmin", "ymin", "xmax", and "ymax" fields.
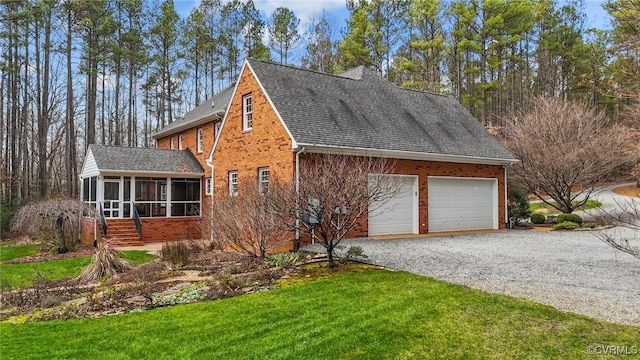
[
  {"xmin": 205, "ymin": 177, "xmax": 212, "ymax": 195},
  {"xmin": 215, "ymin": 122, "xmax": 222, "ymax": 139},
  {"xmin": 178, "ymin": 134, "xmax": 183, "ymax": 150},
  {"xmin": 170, "ymin": 136, "xmax": 174, "ymax": 149},
  {"xmin": 229, "ymin": 171, "xmax": 238, "ymax": 196},
  {"xmin": 258, "ymin": 167, "xmax": 270, "ymax": 194},
  {"xmin": 243, "ymin": 93, "xmax": 253, "ymax": 130},
  {"xmin": 197, "ymin": 127, "xmax": 203, "ymax": 153}
]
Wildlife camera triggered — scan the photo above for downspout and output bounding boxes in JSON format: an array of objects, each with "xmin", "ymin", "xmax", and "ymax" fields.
[
  {"xmin": 205, "ymin": 113, "xmax": 224, "ymax": 245},
  {"xmin": 206, "ymin": 159, "xmax": 215, "ymax": 243},
  {"xmin": 294, "ymin": 147, "xmax": 306, "ymax": 250},
  {"xmin": 504, "ymin": 164, "xmax": 509, "ymax": 229}
]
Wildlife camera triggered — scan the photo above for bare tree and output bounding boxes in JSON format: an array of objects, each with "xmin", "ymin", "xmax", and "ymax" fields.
[
  {"xmin": 211, "ymin": 179, "xmax": 292, "ymax": 258},
  {"xmin": 595, "ymin": 197, "xmax": 640, "ymax": 260},
  {"xmin": 504, "ymin": 97, "xmax": 634, "ymax": 213},
  {"xmin": 282, "ymin": 154, "xmax": 400, "ymax": 267}
]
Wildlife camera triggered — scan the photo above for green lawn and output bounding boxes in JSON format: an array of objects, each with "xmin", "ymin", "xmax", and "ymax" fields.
[
  {"xmin": 0, "ymin": 242, "xmax": 41, "ymax": 261},
  {"xmin": 0, "ymin": 248, "xmax": 155, "ymax": 290},
  {"xmin": 530, "ymin": 199, "xmax": 602, "ymax": 213},
  {"xmin": 1, "ymin": 269, "xmax": 638, "ymax": 359}
]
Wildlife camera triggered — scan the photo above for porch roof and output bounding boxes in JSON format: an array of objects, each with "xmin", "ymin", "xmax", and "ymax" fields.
[{"xmin": 83, "ymin": 145, "xmax": 204, "ymax": 177}]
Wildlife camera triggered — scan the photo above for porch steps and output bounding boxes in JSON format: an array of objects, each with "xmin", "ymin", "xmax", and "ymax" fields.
[{"xmin": 103, "ymin": 219, "xmax": 144, "ymax": 246}]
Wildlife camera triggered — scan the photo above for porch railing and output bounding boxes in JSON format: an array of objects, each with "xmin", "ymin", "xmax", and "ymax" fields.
[
  {"xmin": 98, "ymin": 201, "xmax": 108, "ymax": 237},
  {"xmin": 131, "ymin": 201, "xmax": 142, "ymax": 238}
]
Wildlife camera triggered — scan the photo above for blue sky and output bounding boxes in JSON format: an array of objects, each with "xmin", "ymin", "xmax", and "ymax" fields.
[{"xmin": 174, "ymin": 0, "xmax": 612, "ymax": 31}]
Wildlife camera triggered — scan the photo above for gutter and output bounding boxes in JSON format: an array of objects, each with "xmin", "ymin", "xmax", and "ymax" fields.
[
  {"xmin": 296, "ymin": 143, "xmax": 519, "ymax": 166},
  {"xmin": 294, "ymin": 147, "xmax": 306, "ymax": 250},
  {"xmin": 151, "ymin": 110, "xmax": 225, "ymax": 139}
]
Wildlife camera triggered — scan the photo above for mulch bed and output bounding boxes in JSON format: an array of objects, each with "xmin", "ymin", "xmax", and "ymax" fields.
[
  {"xmin": 0, "ymin": 248, "xmax": 310, "ymax": 323},
  {"xmin": 612, "ymin": 185, "xmax": 640, "ymax": 198}
]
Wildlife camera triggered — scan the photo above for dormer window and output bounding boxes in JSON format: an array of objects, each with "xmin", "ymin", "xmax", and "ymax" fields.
[
  {"xmin": 170, "ymin": 136, "xmax": 174, "ymax": 149},
  {"xmin": 243, "ymin": 93, "xmax": 253, "ymax": 131},
  {"xmin": 178, "ymin": 134, "xmax": 183, "ymax": 150}
]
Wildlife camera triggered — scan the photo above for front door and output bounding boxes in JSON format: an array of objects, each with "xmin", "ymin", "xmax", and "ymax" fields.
[{"xmin": 103, "ymin": 180, "xmax": 121, "ymax": 218}]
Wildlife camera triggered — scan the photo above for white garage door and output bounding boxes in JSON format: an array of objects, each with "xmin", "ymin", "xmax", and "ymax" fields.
[
  {"xmin": 428, "ymin": 177, "xmax": 498, "ymax": 232},
  {"xmin": 368, "ymin": 175, "xmax": 417, "ymax": 236}
]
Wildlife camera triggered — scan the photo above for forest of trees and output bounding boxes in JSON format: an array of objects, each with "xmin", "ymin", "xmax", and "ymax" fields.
[{"xmin": 0, "ymin": 0, "xmax": 638, "ymax": 205}]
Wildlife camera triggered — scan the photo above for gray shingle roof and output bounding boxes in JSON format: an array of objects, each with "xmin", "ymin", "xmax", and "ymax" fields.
[
  {"xmin": 89, "ymin": 144, "xmax": 204, "ymax": 174},
  {"xmin": 152, "ymin": 85, "xmax": 234, "ymax": 139},
  {"xmin": 247, "ymin": 59, "xmax": 517, "ymax": 162}
]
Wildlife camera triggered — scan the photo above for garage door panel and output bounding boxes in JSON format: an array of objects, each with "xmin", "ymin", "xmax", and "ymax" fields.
[
  {"xmin": 428, "ymin": 177, "xmax": 497, "ymax": 232},
  {"xmin": 369, "ymin": 175, "xmax": 417, "ymax": 236}
]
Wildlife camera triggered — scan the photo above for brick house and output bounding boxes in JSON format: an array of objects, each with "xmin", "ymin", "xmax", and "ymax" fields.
[{"xmin": 80, "ymin": 58, "xmax": 517, "ymax": 246}]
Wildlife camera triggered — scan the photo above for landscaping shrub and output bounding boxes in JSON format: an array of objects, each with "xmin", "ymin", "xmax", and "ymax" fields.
[
  {"xmin": 334, "ymin": 246, "xmax": 368, "ymax": 264},
  {"xmin": 160, "ymin": 241, "xmax": 190, "ymax": 268},
  {"xmin": 11, "ymin": 198, "xmax": 95, "ymax": 253},
  {"xmin": 266, "ymin": 252, "xmax": 301, "ymax": 268},
  {"xmin": 530, "ymin": 213, "xmax": 546, "ymax": 224},
  {"xmin": 211, "ymin": 181, "xmax": 292, "ymax": 258},
  {"xmin": 553, "ymin": 221, "xmax": 579, "ymax": 230},
  {"xmin": 77, "ymin": 240, "xmax": 132, "ymax": 282},
  {"xmin": 507, "ymin": 186, "xmax": 531, "ymax": 225},
  {"xmin": 545, "ymin": 215, "xmax": 558, "ymax": 224},
  {"xmin": 582, "ymin": 222, "xmax": 598, "ymax": 229},
  {"xmin": 557, "ymin": 213, "xmax": 583, "ymax": 225}
]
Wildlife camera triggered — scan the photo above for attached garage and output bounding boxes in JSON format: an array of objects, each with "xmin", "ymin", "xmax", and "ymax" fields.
[
  {"xmin": 368, "ymin": 175, "xmax": 418, "ymax": 236},
  {"xmin": 428, "ymin": 177, "xmax": 498, "ymax": 232}
]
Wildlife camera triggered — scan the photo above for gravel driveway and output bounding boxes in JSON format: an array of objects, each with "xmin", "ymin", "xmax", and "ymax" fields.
[{"xmin": 303, "ymin": 228, "xmax": 640, "ymax": 326}]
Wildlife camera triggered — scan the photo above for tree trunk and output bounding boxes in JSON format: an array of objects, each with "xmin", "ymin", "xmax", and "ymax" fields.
[
  {"xmin": 65, "ymin": 5, "xmax": 77, "ymax": 198},
  {"xmin": 38, "ymin": 6, "xmax": 52, "ymax": 198},
  {"xmin": 21, "ymin": 25, "xmax": 30, "ymax": 199},
  {"xmin": 128, "ymin": 62, "xmax": 134, "ymax": 146},
  {"xmin": 101, "ymin": 61, "xmax": 106, "ymax": 144}
]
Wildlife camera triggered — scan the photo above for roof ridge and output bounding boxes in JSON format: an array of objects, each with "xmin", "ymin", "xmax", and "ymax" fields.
[
  {"xmin": 387, "ymin": 81, "xmax": 450, "ymax": 98},
  {"xmin": 247, "ymin": 58, "xmax": 363, "ymax": 81},
  {"xmin": 247, "ymin": 58, "xmax": 447, "ymax": 98},
  {"xmin": 91, "ymin": 144, "xmax": 187, "ymax": 152}
]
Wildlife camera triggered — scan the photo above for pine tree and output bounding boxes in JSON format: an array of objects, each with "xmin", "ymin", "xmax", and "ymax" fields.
[{"xmin": 268, "ymin": 7, "xmax": 300, "ymax": 64}]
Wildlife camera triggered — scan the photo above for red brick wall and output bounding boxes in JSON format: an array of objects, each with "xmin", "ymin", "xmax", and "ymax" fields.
[
  {"xmin": 81, "ymin": 216, "xmax": 97, "ymax": 245},
  {"xmin": 139, "ymin": 218, "xmax": 201, "ymax": 243},
  {"xmin": 212, "ymin": 64, "xmax": 295, "ymax": 193},
  {"xmin": 80, "ymin": 217, "xmax": 202, "ymax": 244}
]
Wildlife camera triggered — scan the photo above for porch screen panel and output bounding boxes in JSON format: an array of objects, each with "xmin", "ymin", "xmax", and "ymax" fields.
[
  {"xmin": 123, "ymin": 177, "xmax": 131, "ymax": 217},
  {"xmin": 171, "ymin": 178, "xmax": 200, "ymax": 216},
  {"xmin": 81, "ymin": 176, "xmax": 97, "ymax": 208},
  {"xmin": 90, "ymin": 177, "xmax": 97, "ymax": 205},
  {"xmin": 135, "ymin": 178, "xmax": 167, "ymax": 217}
]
